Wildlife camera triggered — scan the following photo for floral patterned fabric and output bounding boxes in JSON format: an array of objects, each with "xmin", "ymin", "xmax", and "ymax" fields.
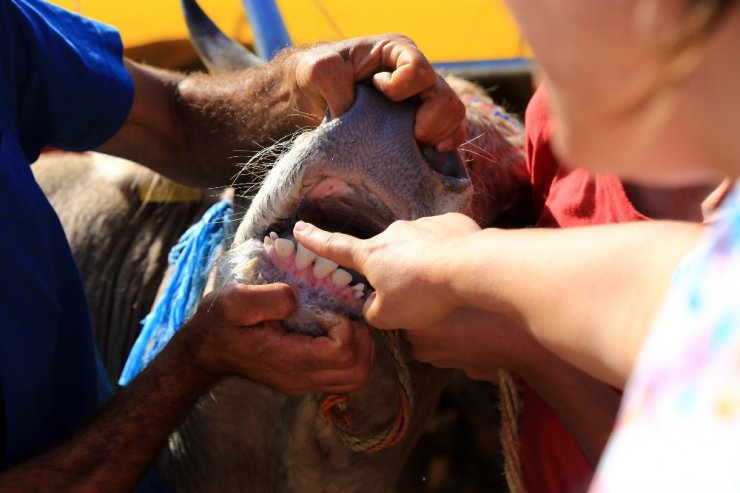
[{"xmin": 592, "ymin": 183, "xmax": 740, "ymax": 492}]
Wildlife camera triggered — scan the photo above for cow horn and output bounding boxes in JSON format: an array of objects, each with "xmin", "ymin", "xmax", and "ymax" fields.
[{"xmin": 180, "ymin": 0, "xmax": 264, "ymax": 72}]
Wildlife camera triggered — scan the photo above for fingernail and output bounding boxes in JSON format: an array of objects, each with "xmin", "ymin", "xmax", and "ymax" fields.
[{"xmin": 294, "ymin": 221, "xmax": 309, "ymax": 233}]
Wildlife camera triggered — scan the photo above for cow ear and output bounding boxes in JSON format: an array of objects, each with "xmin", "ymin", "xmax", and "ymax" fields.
[{"xmin": 180, "ymin": 0, "xmax": 264, "ymax": 72}]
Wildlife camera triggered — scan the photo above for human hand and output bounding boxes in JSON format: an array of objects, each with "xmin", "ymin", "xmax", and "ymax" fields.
[
  {"xmin": 293, "ymin": 213, "xmax": 481, "ymax": 330},
  {"xmin": 404, "ymin": 308, "xmax": 538, "ymax": 382},
  {"xmin": 288, "ymin": 34, "xmax": 466, "ymax": 152},
  {"xmin": 184, "ymin": 283, "xmax": 374, "ymax": 394}
]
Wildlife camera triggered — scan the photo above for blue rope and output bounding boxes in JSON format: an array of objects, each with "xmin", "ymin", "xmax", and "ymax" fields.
[{"xmin": 118, "ymin": 200, "xmax": 233, "ymax": 386}]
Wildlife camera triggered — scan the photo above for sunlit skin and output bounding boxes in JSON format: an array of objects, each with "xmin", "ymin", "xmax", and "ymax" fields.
[{"xmin": 503, "ymin": 0, "xmax": 740, "ymax": 184}]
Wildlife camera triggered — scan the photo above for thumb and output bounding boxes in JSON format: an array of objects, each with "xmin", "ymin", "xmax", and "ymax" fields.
[
  {"xmin": 220, "ymin": 283, "xmax": 296, "ymax": 326},
  {"xmin": 318, "ymin": 62, "xmax": 355, "ymax": 119},
  {"xmin": 293, "ymin": 221, "xmax": 364, "ymax": 272}
]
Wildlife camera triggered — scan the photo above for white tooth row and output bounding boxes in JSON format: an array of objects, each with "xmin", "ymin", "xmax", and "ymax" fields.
[{"xmin": 264, "ymin": 232, "xmax": 365, "ymax": 298}]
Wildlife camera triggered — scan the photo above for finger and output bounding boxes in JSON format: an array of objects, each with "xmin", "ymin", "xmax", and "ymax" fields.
[
  {"xmin": 435, "ymin": 121, "xmax": 468, "ymax": 153},
  {"xmin": 415, "ymin": 78, "xmax": 467, "ymax": 146},
  {"xmin": 293, "ymin": 221, "xmax": 364, "ymax": 272},
  {"xmin": 315, "ymin": 58, "xmax": 356, "ymax": 118},
  {"xmin": 251, "ymin": 319, "xmax": 374, "ymax": 394},
  {"xmin": 290, "ymin": 329, "xmax": 374, "ymax": 393},
  {"xmin": 339, "ymin": 321, "xmax": 375, "ymax": 377},
  {"xmin": 315, "ymin": 310, "xmax": 355, "ymax": 347},
  {"xmin": 295, "ymin": 50, "xmax": 355, "ymax": 120},
  {"xmin": 313, "ymin": 315, "xmax": 368, "ymax": 371},
  {"xmin": 221, "ymin": 283, "xmax": 296, "ymax": 326},
  {"xmin": 370, "ymin": 41, "xmax": 437, "ymax": 101},
  {"xmin": 298, "ymin": 351, "xmax": 373, "ymax": 393},
  {"xmin": 270, "ymin": 317, "xmax": 357, "ymax": 370}
]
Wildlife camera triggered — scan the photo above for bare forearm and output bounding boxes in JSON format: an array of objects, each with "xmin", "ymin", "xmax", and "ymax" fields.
[
  {"xmin": 99, "ymin": 50, "xmax": 315, "ymax": 188},
  {"xmin": 0, "ymin": 324, "xmax": 216, "ymax": 492},
  {"xmin": 453, "ymin": 221, "xmax": 704, "ymax": 387},
  {"xmin": 171, "ymin": 48, "xmax": 316, "ymax": 186}
]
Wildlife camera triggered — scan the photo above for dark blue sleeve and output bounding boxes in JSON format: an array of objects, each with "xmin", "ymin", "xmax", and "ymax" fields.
[{"xmin": 0, "ymin": 0, "xmax": 134, "ymax": 162}]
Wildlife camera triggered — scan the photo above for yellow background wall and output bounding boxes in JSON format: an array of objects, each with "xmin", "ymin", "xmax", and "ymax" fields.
[{"xmin": 48, "ymin": 0, "xmax": 529, "ymax": 63}]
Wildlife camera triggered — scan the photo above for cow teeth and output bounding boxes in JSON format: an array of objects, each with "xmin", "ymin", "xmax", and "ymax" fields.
[
  {"xmin": 331, "ymin": 269, "xmax": 353, "ymax": 288},
  {"xmin": 274, "ymin": 238, "xmax": 295, "ymax": 259},
  {"xmin": 263, "ymin": 235, "xmax": 273, "ymax": 247},
  {"xmin": 353, "ymin": 290, "xmax": 364, "ymax": 299},
  {"xmin": 351, "ymin": 282, "xmax": 365, "ymax": 292},
  {"xmin": 313, "ymin": 256, "xmax": 338, "ymax": 280},
  {"xmin": 269, "ymin": 231, "xmax": 278, "ymax": 241},
  {"xmin": 295, "ymin": 243, "xmax": 317, "ymax": 270}
]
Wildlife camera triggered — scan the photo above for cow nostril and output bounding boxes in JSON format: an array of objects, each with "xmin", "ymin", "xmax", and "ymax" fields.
[{"xmin": 420, "ymin": 146, "xmax": 466, "ymax": 179}]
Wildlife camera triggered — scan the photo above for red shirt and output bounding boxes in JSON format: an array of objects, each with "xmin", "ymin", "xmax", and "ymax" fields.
[
  {"xmin": 519, "ymin": 87, "xmax": 642, "ymax": 492},
  {"xmin": 526, "ymin": 88, "xmax": 646, "ymax": 228}
]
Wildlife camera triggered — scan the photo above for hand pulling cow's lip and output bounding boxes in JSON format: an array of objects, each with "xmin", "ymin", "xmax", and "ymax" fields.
[
  {"xmin": 224, "ymin": 179, "xmax": 382, "ymax": 334},
  {"xmin": 223, "ymin": 240, "xmax": 366, "ymax": 335},
  {"xmin": 221, "ymin": 176, "xmax": 389, "ymax": 334}
]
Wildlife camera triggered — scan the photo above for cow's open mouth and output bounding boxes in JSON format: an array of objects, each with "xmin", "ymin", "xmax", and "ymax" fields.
[{"xmin": 227, "ymin": 177, "xmax": 393, "ymax": 333}]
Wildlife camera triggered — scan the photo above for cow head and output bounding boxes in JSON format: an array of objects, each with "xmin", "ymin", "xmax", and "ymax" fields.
[{"xmin": 158, "ymin": 2, "xmax": 530, "ymax": 492}]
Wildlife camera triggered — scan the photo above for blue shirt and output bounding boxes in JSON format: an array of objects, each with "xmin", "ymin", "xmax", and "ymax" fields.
[{"xmin": 0, "ymin": 0, "xmax": 132, "ymax": 469}]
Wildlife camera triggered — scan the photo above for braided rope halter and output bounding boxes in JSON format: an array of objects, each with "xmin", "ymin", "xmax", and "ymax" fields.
[{"xmin": 320, "ymin": 330, "xmax": 413, "ymax": 452}]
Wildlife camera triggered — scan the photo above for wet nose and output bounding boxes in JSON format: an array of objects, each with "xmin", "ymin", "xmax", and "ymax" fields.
[{"xmin": 420, "ymin": 146, "xmax": 466, "ymax": 179}]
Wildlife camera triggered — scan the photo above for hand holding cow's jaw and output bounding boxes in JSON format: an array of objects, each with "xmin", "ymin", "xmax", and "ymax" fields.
[
  {"xmin": 181, "ymin": 282, "xmax": 374, "ymax": 395},
  {"xmin": 0, "ymin": 282, "xmax": 372, "ymax": 492}
]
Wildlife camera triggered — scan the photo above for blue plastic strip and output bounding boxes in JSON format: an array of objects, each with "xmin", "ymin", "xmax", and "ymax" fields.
[
  {"xmin": 240, "ymin": 0, "xmax": 292, "ymax": 59},
  {"xmin": 432, "ymin": 58, "xmax": 533, "ymax": 76},
  {"xmin": 118, "ymin": 200, "xmax": 233, "ymax": 386}
]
